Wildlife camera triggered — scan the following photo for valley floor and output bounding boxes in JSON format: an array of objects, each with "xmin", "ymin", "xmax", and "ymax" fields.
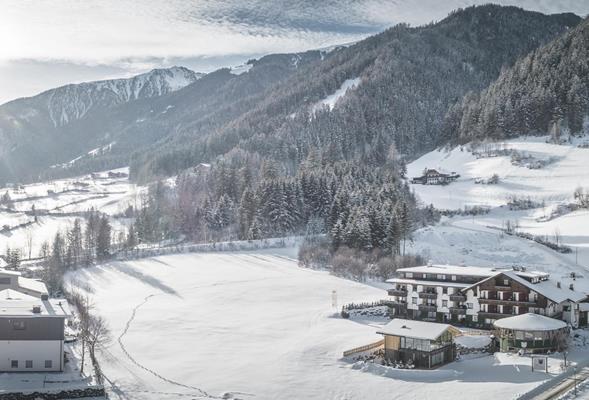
[{"xmin": 65, "ymin": 250, "xmax": 589, "ymax": 400}]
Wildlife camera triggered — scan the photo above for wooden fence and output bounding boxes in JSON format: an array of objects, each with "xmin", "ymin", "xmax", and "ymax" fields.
[{"xmin": 343, "ymin": 339, "xmax": 385, "ymax": 357}]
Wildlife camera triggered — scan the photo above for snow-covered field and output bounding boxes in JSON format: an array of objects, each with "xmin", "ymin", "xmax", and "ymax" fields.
[
  {"xmin": 0, "ymin": 168, "xmax": 142, "ymax": 257},
  {"xmin": 408, "ymin": 136, "xmax": 589, "ymax": 209},
  {"xmin": 64, "ymin": 250, "xmax": 585, "ymax": 400}
]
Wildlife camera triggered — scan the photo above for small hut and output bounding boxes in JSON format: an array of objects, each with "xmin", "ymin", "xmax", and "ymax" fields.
[{"xmin": 493, "ymin": 313, "xmax": 569, "ymax": 353}]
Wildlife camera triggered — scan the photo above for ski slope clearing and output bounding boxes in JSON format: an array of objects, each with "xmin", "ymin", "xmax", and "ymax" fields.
[
  {"xmin": 408, "ymin": 136, "xmax": 589, "ymax": 209},
  {"xmin": 65, "ymin": 251, "xmax": 575, "ymax": 400}
]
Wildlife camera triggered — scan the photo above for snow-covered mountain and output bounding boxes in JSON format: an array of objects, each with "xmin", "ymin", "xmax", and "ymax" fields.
[{"xmin": 37, "ymin": 66, "xmax": 203, "ymax": 127}]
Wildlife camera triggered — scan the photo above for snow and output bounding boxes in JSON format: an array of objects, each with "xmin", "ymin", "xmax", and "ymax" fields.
[
  {"xmin": 63, "ymin": 250, "xmax": 588, "ymax": 400},
  {"xmin": 312, "ymin": 77, "xmax": 361, "ymax": 113},
  {"xmin": 377, "ymin": 318, "xmax": 451, "ymax": 340},
  {"xmin": 493, "ymin": 313, "xmax": 567, "ymax": 331},
  {"xmin": 230, "ymin": 63, "xmax": 253, "ymax": 75},
  {"xmin": 395, "ymin": 263, "xmax": 506, "ymax": 277},
  {"xmin": 455, "ymin": 335, "xmax": 492, "ymax": 349},
  {"xmin": 0, "ymin": 167, "xmax": 141, "ymax": 257},
  {"xmin": 408, "ymin": 136, "xmax": 589, "ymax": 209}
]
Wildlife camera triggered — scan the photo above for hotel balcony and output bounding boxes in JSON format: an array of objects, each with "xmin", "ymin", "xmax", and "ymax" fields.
[
  {"xmin": 449, "ymin": 294, "xmax": 466, "ymax": 302},
  {"xmin": 478, "ymin": 298, "xmax": 536, "ymax": 306},
  {"xmin": 449, "ymin": 307, "xmax": 467, "ymax": 315},
  {"xmin": 418, "ymin": 292, "xmax": 438, "ymax": 300},
  {"xmin": 479, "ymin": 311, "xmax": 511, "ymax": 319},
  {"xmin": 388, "ymin": 288, "xmax": 408, "ymax": 297},
  {"xmin": 418, "ymin": 304, "xmax": 437, "ymax": 312}
]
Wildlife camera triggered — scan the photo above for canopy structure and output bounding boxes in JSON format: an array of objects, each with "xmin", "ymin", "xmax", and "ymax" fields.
[
  {"xmin": 493, "ymin": 313, "xmax": 569, "ymax": 353},
  {"xmin": 493, "ymin": 313, "xmax": 567, "ymax": 331}
]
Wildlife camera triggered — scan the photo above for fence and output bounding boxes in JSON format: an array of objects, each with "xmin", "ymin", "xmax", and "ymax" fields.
[
  {"xmin": 517, "ymin": 359, "xmax": 589, "ymax": 400},
  {"xmin": 343, "ymin": 339, "xmax": 385, "ymax": 357},
  {"xmin": 114, "ymin": 236, "xmax": 305, "ymax": 262}
]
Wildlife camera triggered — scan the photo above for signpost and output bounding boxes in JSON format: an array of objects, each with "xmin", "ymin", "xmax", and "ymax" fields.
[{"xmin": 532, "ymin": 355, "xmax": 549, "ymax": 373}]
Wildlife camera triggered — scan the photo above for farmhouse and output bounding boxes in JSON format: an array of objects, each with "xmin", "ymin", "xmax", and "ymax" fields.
[
  {"xmin": 0, "ymin": 288, "xmax": 70, "ymax": 372},
  {"xmin": 493, "ymin": 313, "xmax": 569, "ymax": 353},
  {"xmin": 376, "ymin": 319, "xmax": 456, "ymax": 368},
  {"xmin": 386, "ymin": 264, "xmax": 589, "ymax": 329},
  {"xmin": 0, "ymin": 268, "xmax": 49, "ymax": 298},
  {"xmin": 411, "ymin": 168, "xmax": 459, "ymax": 185}
]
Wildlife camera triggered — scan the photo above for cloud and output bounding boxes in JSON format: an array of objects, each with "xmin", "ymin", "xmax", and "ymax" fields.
[{"xmin": 0, "ymin": 0, "xmax": 587, "ymax": 104}]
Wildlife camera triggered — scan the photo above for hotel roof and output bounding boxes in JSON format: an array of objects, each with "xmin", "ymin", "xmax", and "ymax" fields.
[{"xmin": 0, "ymin": 289, "xmax": 70, "ymax": 317}]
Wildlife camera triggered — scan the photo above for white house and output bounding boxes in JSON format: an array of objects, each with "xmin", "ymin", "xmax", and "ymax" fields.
[{"xmin": 0, "ymin": 288, "xmax": 70, "ymax": 372}]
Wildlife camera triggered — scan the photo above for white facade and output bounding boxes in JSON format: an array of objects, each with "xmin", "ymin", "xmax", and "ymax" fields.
[{"xmin": 0, "ymin": 340, "xmax": 63, "ymax": 372}]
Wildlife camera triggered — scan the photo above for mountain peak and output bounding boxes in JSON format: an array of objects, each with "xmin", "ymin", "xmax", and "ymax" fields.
[{"xmin": 38, "ymin": 66, "xmax": 203, "ymax": 127}]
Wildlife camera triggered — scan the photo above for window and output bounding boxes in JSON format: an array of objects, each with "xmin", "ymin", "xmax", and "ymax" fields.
[
  {"xmin": 405, "ymin": 272, "xmax": 413, "ymax": 278},
  {"xmin": 412, "ymin": 297, "xmax": 417, "ymax": 304},
  {"xmin": 25, "ymin": 360, "xmax": 33, "ymax": 369},
  {"xmin": 423, "ymin": 273, "xmax": 428, "ymax": 279},
  {"xmin": 467, "ymin": 303, "xmax": 473, "ymax": 309},
  {"xmin": 442, "ymin": 287, "xmax": 448, "ymax": 294},
  {"xmin": 12, "ymin": 321, "xmax": 26, "ymax": 330},
  {"xmin": 437, "ymin": 274, "xmax": 446, "ymax": 280},
  {"xmin": 11, "ymin": 360, "xmax": 18, "ymax": 368},
  {"xmin": 503, "ymin": 279, "xmax": 509, "ymax": 286},
  {"xmin": 451, "ymin": 275, "xmax": 457, "ymax": 281},
  {"xmin": 472, "ymin": 315, "xmax": 478, "ymax": 322},
  {"xmin": 0, "ymin": 277, "xmax": 11, "ymax": 284},
  {"xmin": 45, "ymin": 360, "xmax": 52, "ymax": 368},
  {"xmin": 442, "ymin": 300, "xmax": 448, "ymax": 308}
]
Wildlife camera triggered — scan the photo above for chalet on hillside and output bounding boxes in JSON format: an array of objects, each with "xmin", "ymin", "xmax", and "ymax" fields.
[
  {"xmin": 411, "ymin": 168, "xmax": 459, "ymax": 185},
  {"xmin": 376, "ymin": 319, "xmax": 457, "ymax": 368}
]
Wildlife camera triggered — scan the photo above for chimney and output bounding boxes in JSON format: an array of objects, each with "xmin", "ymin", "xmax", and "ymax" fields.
[
  {"xmin": 41, "ymin": 294, "xmax": 49, "ymax": 301},
  {"xmin": 32, "ymin": 305, "xmax": 41, "ymax": 314},
  {"xmin": 569, "ymin": 283, "xmax": 574, "ymax": 291},
  {"xmin": 557, "ymin": 282, "xmax": 561, "ymax": 288}
]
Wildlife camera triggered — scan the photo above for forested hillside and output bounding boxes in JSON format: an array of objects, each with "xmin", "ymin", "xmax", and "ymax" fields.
[
  {"xmin": 116, "ymin": 6, "xmax": 583, "ymax": 276},
  {"xmin": 444, "ymin": 17, "xmax": 589, "ymax": 142},
  {"xmin": 130, "ymin": 5, "xmax": 580, "ymax": 181}
]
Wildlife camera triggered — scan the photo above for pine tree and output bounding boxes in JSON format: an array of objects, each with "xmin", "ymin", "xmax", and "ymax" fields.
[{"xmin": 96, "ymin": 216, "xmax": 112, "ymax": 261}]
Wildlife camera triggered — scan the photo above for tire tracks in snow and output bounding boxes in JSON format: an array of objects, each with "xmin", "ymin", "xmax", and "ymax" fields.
[{"xmin": 117, "ymin": 294, "xmax": 219, "ymax": 399}]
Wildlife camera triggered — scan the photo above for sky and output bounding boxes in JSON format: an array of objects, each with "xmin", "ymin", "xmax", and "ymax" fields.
[{"xmin": 1, "ymin": 0, "xmax": 588, "ymax": 105}]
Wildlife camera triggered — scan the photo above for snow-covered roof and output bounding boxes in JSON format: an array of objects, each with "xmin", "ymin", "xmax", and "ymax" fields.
[
  {"xmin": 17, "ymin": 276, "xmax": 48, "ymax": 295},
  {"xmin": 377, "ymin": 318, "xmax": 452, "ymax": 340},
  {"xmin": 0, "ymin": 289, "xmax": 37, "ymax": 301},
  {"xmin": 493, "ymin": 313, "xmax": 567, "ymax": 331},
  {"xmin": 466, "ymin": 271, "xmax": 587, "ymax": 304},
  {"xmin": 387, "ymin": 277, "xmax": 471, "ymax": 289},
  {"xmin": 397, "ymin": 264, "xmax": 502, "ymax": 278},
  {"xmin": 0, "ymin": 289, "xmax": 70, "ymax": 317},
  {"xmin": 0, "ymin": 268, "xmax": 21, "ymax": 277}
]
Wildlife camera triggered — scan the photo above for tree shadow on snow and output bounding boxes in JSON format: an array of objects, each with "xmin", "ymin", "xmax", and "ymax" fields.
[{"xmin": 109, "ymin": 262, "xmax": 181, "ymax": 298}]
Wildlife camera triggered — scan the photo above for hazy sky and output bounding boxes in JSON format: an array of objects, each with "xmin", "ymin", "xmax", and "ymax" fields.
[{"xmin": 1, "ymin": 0, "xmax": 587, "ymax": 105}]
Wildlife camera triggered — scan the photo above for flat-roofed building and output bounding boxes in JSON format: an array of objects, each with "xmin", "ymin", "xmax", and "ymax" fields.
[{"xmin": 0, "ymin": 288, "xmax": 70, "ymax": 372}]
